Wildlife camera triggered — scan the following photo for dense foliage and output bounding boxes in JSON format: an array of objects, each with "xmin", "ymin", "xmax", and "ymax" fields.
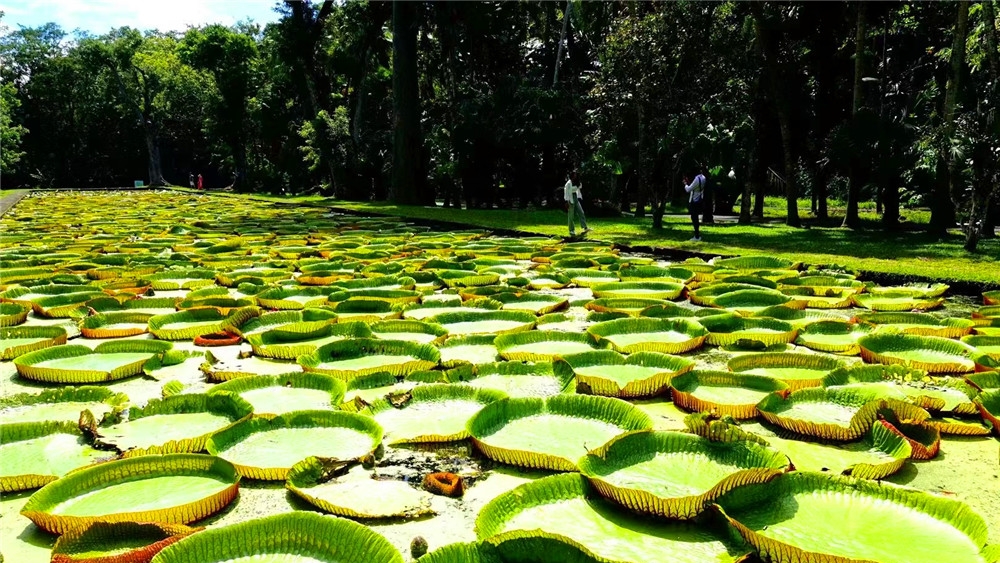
[{"xmin": 0, "ymin": 1, "xmax": 997, "ymax": 248}]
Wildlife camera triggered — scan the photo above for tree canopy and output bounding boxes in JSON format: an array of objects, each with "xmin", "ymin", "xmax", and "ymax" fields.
[{"xmin": 0, "ymin": 1, "xmax": 997, "ymax": 249}]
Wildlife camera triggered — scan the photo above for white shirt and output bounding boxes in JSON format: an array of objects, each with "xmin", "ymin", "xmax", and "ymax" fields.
[
  {"xmin": 564, "ymin": 180, "xmax": 582, "ymax": 201},
  {"xmin": 685, "ymin": 174, "xmax": 705, "ymax": 202}
]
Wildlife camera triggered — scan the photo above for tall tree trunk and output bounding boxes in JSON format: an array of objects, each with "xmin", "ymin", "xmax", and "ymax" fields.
[
  {"xmin": 843, "ymin": 1, "xmax": 867, "ymax": 229},
  {"xmin": 946, "ymin": 0, "xmax": 971, "ymax": 237},
  {"xmin": 391, "ymin": 0, "xmax": 430, "ymax": 205},
  {"xmin": 882, "ymin": 172, "xmax": 900, "ymax": 230},
  {"xmin": 144, "ymin": 129, "xmax": 165, "ymax": 187},
  {"xmin": 739, "ymin": 180, "xmax": 753, "ymax": 224},
  {"xmin": 751, "ymin": 5, "xmax": 800, "ymax": 227}
]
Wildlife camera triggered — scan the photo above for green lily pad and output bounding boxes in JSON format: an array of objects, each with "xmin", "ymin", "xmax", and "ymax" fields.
[
  {"xmin": 20, "ymin": 453, "xmax": 240, "ymax": 534},
  {"xmin": 206, "ymin": 410, "xmax": 383, "ymax": 480},
  {"xmin": 1, "ymin": 421, "xmax": 111, "ymax": 492},
  {"xmin": 468, "ymin": 395, "xmax": 653, "ymax": 471},
  {"xmin": 362, "ymin": 384, "xmax": 506, "ymax": 444},
  {"xmin": 715, "ymin": 472, "xmax": 993, "ymax": 563},
  {"xmin": 477, "ymin": 473, "xmax": 749, "ymax": 563},
  {"xmin": 150, "ymin": 512, "xmax": 404, "ymax": 563}
]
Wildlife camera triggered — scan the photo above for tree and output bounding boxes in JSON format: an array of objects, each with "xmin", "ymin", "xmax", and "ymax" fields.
[
  {"xmin": 80, "ymin": 28, "xmax": 170, "ymax": 186},
  {"xmin": 842, "ymin": 2, "xmax": 868, "ymax": 229},
  {"xmin": 390, "ymin": 0, "xmax": 430, "ymax": 205},
  {"xmin": 0, "ymin": 81, "xmax": 26, "ymax": 173},
  {"xmin": 180, "ymin": 25, "xmax": 259, "ymax": 192},
  {"xmin": 750, "ymin": 3, "xmax": 801, "ymax": 228}
]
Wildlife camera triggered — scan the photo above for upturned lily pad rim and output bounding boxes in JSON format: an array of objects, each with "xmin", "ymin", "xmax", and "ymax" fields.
[
  {"xmin": 858, "ymin": 332, "xmax": 997, "ymax": 373},
  {"xmin": 586, "ymin": 317, "xmax": 708, "ymax": 354},
  {"xmin": 362, "ymin": 384, "xmax": 507, "ymax": 444},
  {"xmin": 20, "ymin": 453, "xmax": 240, "ymax": 534},
  {"xmin": 208, "ymin": 372, "xmax": 347, "ymax": 415},
  {"xmin": 554, "ymin": 350, "xmax": 695, "ymax": 398},
  {"xmin": 670, "ymin": 369, "xmax": 789, "ymax": 419},
  {"xmin": 150, "ymin": 511, "xmax": 404, "ymax": 563},
  {"xmin": 757, "ymin": 387, "xmax": 929, "ymax": 441},
  {"xmin": 51, "ymin": 521, "xmax": 200, "ymax": 563},
  {"xmin": 298, "ymin": 337, "xmax": 440, "ymax": 380},
  {"xmin": 713, "ymin": 471, "xmax": 993, "ymax": 563},
  {"xmin": 205, "ymin": 409, "xmax": 383, "ymax": 480},
  {"xmin": 468, "ymin": 394, "xmax": 653, "ymax": 471},
  {"xmin": 577, "ymin": 430, "xmax": 789, "ymax": 519}
]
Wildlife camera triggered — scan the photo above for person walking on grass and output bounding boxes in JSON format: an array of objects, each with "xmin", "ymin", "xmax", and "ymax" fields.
[
  {"xmin": 564, "ymin": 171, "xmax": 590, "ymax": 238},
  {"xmin": 197, "ymin": 173, "xmax": 204, "ymax": 191},
  {"xmin": 684, "ymin": 168, "xmax": 706, "ymax": 241}
]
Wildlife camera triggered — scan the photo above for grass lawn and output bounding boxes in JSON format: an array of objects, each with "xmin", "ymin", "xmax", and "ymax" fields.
[{"xmin": 169, "ymin": 188, "xmax": 1000, "ymax": 286}]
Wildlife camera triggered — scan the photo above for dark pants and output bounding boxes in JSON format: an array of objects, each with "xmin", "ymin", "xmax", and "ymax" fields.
[{"xmin": 689, "ymin": 199, "xmax": 703, "ymax": 236}]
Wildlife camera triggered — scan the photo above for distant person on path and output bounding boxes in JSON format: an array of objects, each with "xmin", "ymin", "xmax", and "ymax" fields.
[
  {"xmin": 684, "ymin": 169, "xmax": 706, "ymax": 241},
  {"xmin": 564, "ymin": 171, "xmax": 589, "ymax": 238},
  {"xmin": 188, "ymin": 173, "xmax": 195, "ymax": 189},
  {"xmin": 197, "ymin": 174, "xmax": 204, "ymax": 191}
]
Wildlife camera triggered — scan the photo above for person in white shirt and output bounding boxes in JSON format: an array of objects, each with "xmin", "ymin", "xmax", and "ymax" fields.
[
  {"xmin": 564, "ymin": 171, "xmax": 589, "ymax": 237},
  {"xmin": 683, "ymin": 170, "xmax": 706, "ymax": 241}
]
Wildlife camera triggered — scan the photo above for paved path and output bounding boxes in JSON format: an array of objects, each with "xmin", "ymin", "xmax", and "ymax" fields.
[{"xmin": 0, "ymin": 190, "xmax": 28, "ymax": 217}]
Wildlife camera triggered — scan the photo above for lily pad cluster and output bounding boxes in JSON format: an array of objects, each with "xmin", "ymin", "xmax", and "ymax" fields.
[{"xmin": 1, "ymin": 191, "xmax": 998, "ymax": 563}]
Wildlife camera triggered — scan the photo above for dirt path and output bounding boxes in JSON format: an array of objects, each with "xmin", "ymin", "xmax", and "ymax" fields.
[{"xmin": 0, "ymin": 190, "xmax": 28, "ymax": 216}]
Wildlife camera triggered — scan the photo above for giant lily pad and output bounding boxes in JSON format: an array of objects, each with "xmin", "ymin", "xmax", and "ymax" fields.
[
  {"xmin": 51, "ymin": 522, "xmax": 200, "ymax": 563},
  {"xmin": 370, "ymin": 319, "xmax": 448, "ymax": 345},
  {"xmin": 362, "ymin": 384, "xmax": 505, "ymax": 444},
  {"xmin": 477, "ymin": 473, "xmax": 749, "ymax": 563},
  {"xmin": 52, "ymin": 522, "xmax": 201, "ymax": 563},
  {"xmin": 578, "ymin": 430, "xmax": 788, "ymax": 519},
  {"xmin": 711, "ymin": 289, "xmax": 800, "ymax": 316},
  {"xmin": 433, "ymin": 310, "xmax": 536, "ymax": 336},
  {"xmin": 587, "ymin": 317, "xmax": 708, "ymax": 354},
  {"xmin": 95, "ymin": 393, "xmax": 253, "ymax": 457},
  {"xmin": 0, "ymin": 386, "xmax": 128, "ymax": 425},
  {"xmin": 763, "ymin": 420, "xmax": 913, "ymax": 480},
  {"xmin": 962, "ymin": 334, "xmax": 1000, "ymax": 361},
  {"xmin": 245, "ymin": 321, "xmax": 370, "ymax": 360},
  {"xmin": 148, "ymin": 307, "xmax": 260, "ymax": 341},
  {"xmin": 697, "ymin": 313, "xmax": 797, "ymax": 347},
  {"xmin": 454, "ymin": 361, "xmax": 574, "ymax": 398},
  {"xmin": 727, "ymin": 352, "xmax": 844, "ymax": 391},
  {"xmin": 669, "ymin": 370, "xmax": 789, "ymax": 419},
  {"xmin": 206, "ymin": 410, "xmax": 382, "ymax": 480},
  {"xmin": 715, "ymin": 472, "xmax": 994, "ymax": 563},
  {"xmin": 756, "ymin": 387, "xmax": 928, "ymax": 441},
  {"xmin": 286, "ymin": 457, "xmax": 434, "ymax": 519},
  {"xmin": 793, "ymin": 320, "xmax": 871, "ymax": 355},
  {"xmin": 585, "ymin": 298, "xmax": 668, "ymax": 317},
  {"xmin": 0, "ymin": 301, "xmax": 31, "ymax": 327},
  {"xmin": 14, "ymin": 340, "xmax": 172, "ymax": 383},
  {"xmin": 208, "ymin": 372, "xmax": 346, "ymax": 417},
  {"xmin": 0, "ymin": 325, "xmax": 67, "ymax": 360},
  {"xmin": 554, "ymin": 350, "xmax": 694, "ymax": 398},
  {"xmin": 591, "ymin": 281, "xmax": 685, "ymax": 301},
  {"xmin": 439, "ymin": 334, "xmax": 500, "ymax": 367},
  {"xmin": 150, "ymin": 511, "xmax": 404, "ymax": 563},
  {"xmin": 858, "ymin": 332, "xmax": 997, "ymax": 374},
  {"xmin": 20, "ymin": 453, "xmax": 240, "ymax": 534},
  {"xmin": 495, "ymin": 330, "xmax": 599, "ymax": 362},
  {"xmin": 975, "ymin": 390, "xmax": 1000, "ymax": 436},
  {"xmin": 80, "ymin": 311, "xmax": 153, "ymax": 339},
  {"xmin": 1, "ymin": 421, "xmax": 111, "ymax": 492},
  {"xmin": 299, "ymin": 337, "xmax": 439, "ymax": 382},
  {"xmin": 854, "ymin": 312, "xmax": 975, "ymax": 338},
  {"xmin": 853, "ymin": 292, "xmax": 945, "ymax": 312},
  {"xmin": 468, "ymin": 395, "xmax": 653, "ymax": 471}
]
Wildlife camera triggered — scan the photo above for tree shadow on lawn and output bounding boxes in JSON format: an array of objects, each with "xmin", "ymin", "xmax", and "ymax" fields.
[{"xmin": 620, "ymin": 220, "xmax": 1000, "ymax": 262}]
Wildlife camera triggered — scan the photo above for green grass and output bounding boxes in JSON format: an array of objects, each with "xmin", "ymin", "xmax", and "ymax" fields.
[
  {"xmin": 166, "ymin": 188, "xmax": 1000, "ymax": 286},
  {"xmin": 0, "ymin": 190, "xmax": 21, "ymax": 199}
]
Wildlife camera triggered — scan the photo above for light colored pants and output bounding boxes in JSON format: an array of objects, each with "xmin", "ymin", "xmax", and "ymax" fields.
[{"xmin": 568, "ymin": 194, "xmax": 588, "ymax": 234}]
